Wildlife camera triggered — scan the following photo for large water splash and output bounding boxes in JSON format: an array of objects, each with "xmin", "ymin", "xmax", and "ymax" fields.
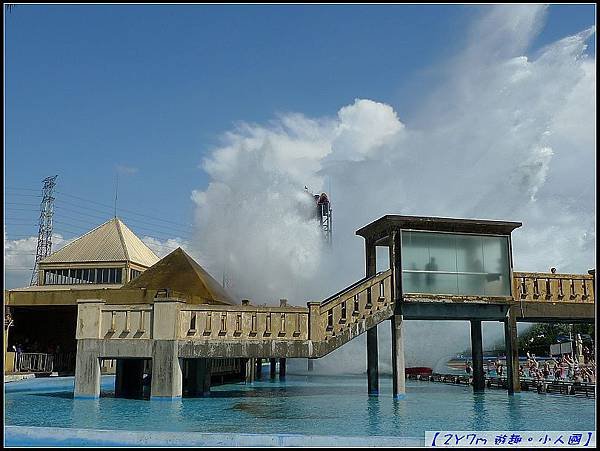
[{"xmin": 190, "ymin": 5, "xmax": 595, "ymax": 370}]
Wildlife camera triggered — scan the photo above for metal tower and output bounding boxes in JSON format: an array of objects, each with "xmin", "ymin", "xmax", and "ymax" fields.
[
  {"xmin": 316, "ymin": 193, "xmax": 332, "ymax": 246},
  {"xmin": 30, "ymin": 175, "xmax": 58, "ymax": 285}
]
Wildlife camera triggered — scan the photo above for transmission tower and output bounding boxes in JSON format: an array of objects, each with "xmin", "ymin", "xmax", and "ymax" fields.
[{"xmin": 30, "ymin": 175, "xmax": 58, "ymax": 285}]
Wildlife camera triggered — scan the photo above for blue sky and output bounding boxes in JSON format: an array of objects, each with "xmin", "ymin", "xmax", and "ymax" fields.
[
  {"xmin": 5, "ymin": 4, "xmax": 595, "ymax": 232},
  {"xmin": 4, "ymin": 4, "xmax": 596, "ymax": 286}
]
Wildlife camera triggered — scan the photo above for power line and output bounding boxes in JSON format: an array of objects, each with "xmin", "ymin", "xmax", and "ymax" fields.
[
  {"xmin": 55, "ymin": 191, "xmax": 194, "ymax": 229},
  {"xmin": 53, "ymin": 199, "xmax": 193, "ymax": 235}
]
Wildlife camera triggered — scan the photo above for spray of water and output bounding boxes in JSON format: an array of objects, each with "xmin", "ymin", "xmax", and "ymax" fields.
[{"xmin": 189, "ymin": 5, "xmax": 595, "ymax": 372}]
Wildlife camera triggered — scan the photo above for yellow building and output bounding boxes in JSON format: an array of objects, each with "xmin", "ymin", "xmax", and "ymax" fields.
[{"xmin": 6, "ymin": 217, "xmax": 235, "ymax": 374}]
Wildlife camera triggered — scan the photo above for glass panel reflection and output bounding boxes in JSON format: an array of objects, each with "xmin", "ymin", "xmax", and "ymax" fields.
[{"xmin": 401, "ymin": 231, "xmax": 511, "ymax": 296}]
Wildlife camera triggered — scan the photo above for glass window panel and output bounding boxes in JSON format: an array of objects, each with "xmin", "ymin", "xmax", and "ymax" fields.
[
  {"xmin": 482, "ymin": 236, "xmax": 510, "ymax": 296},
  {"xmin": 426, "ymin": 233, "xmax": 457, "ymax": 273},
  {"xmin": 116, "ymin": 269, "xmax": 122, "ymax": 284},
  {"xmin": 401, "ymin": 231, "xmax": 430, "ymax": 271},
  {"xmin": 427, "ymin": 273, "xmax": 459, "ymax": 295},
  {"xmin": 456, "ymin": 235, "xmax": 484, "ymax": 273},
  {"xmin": 402, "ymin": 231, "xmax": 511, "ymax": 297},
  {"xmin": 458, "ymin": 274, "xmax": 486, "ymax": 296},
  {"xmin": 103, "ymin": 269, "xmax": 109, "ymax": 283}
]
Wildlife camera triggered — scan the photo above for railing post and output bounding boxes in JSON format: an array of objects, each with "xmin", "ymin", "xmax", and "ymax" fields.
[{"xmin": 307, "ymin": 302, "xmax": 322, "ymax": 344}]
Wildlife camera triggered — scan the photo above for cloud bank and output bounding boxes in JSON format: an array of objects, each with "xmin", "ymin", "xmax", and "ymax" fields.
[{"xmin": 190, "ymin": 5, "xmax": 595, "ymax": 371}]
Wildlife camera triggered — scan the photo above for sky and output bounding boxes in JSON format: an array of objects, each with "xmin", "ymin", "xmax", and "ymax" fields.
[{"xmin": 4, "ymin": 4, "xmax": 596, "ymax": 370}]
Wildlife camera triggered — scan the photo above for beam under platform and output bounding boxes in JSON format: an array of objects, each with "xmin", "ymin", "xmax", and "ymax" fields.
[
  {"xmin": 391, "ymin": 315, "xmax": 406, "ymax": 399},
  {"xmin": 470, "ymin": 320, "xmax": 485, "ymax": 392},
  {"xmin": 183, "ymin": 358, "xmax": 211, "ymax": 397},
  {"xmin": 256, "ymin": 358, "xmax": 263, "ymax": 379},
  {"xmin": 366, "ymin": 326, "xmax": 379, "ymax": 395},
  {"xmin": 279, "ymin": 358, "xmax": 286, "ymax": 379},
  {"xmin": 115, "ymin": 358, "xmax": 145, "ymax": 399},
  {"xmin": 504, "ymin": 309, "xmax": 521, "ymax": 394}
]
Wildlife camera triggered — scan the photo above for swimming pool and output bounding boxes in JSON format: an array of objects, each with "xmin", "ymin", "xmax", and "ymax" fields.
[{"xmin": 5, "ymin": 373, "xmax": 595, "ymax": 446}]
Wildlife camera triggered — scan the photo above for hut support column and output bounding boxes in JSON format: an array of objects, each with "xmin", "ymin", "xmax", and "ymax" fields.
[
  {"xmin": 74, "ymin": 342, "xmax": 101, "ymax": 399},
  {"xmin": 279, "ymin": 358, "xmax": 286, "ymax": 379},
  {"xmin": 391, "ymin": 314, "xmax": 406, "ymax": 399},
  {"xmin": 256, "ymin": 358, "xmax": 263, "ymax": 379},
  {"xmin": 504, "ymin": 309, "xmax": 521, "ymax": 394},
  {"xmin": 470, "ymin": 320, "xmax": 485, "ymax": 392},
  {"xmin": 367, "ymin": 327, "xmax": 379, "ymax": 395},
  {"xmin": 365, "ymin": 238, "xmax": 379, "ymax": 395},
  {"xmin": 270, "ymin": 358, "xmax": 277, "ymax": 379}
]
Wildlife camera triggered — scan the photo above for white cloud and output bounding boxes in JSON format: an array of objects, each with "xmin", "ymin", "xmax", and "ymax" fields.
[
  {"xmin": 190, "ymin": 6, "xmax": 595, "ymax": 369},
  {"xmin": 4, "ymin": 234, "xmax": 71, "ymax": 288}
]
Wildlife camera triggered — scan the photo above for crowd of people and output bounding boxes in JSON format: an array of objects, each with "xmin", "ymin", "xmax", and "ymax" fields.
[
  {"xmin": 476, "ymin": 350, "xmax": 596, "ymax": 384},
  {"xmin": 520, "ymin": 351, "xmax": 596, "ymax": 384}
]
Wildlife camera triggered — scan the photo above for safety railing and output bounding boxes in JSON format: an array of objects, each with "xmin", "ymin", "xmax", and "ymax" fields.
[
  {"xmin": 179, "ymin": 305, "xmax": 309, "ymax": 341},
  {"xmin": 101, "ymin": 305, "xmax": 153, "ymax": 339},
  {"xmin": 15, "ymin": 352, "xmax": 54, "ymax": 373},
  {"xmin": 513, "ymin": 272, "xmax": 595, "ymax": 304},
  {"xmin": 318, "ymin": 269, "xmax": 393, "ymax": 340}
]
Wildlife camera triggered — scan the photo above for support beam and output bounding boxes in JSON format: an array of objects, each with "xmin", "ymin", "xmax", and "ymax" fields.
[
  {"xmin": 115, "ymin": 359, "xmax": 145, "ymax": 399},
  {"xmin": 470, "ymin": 320, "xmax": 485, "ymax": 392},
  {"xmin": 245, "ymin": 358, "xmax": 255, "ymax": 383},
  {"xmin": 269, "ymin": 358, "xmax": 277, "ymax": 379},
  {"xmin": 391, "ymin": 314, "xmax": 406, "ymax": 399},
  {"xmin": 365, "ymin": 238, "xmax": 376, "ymax": 277},
  {"xmin": 504, "ymin": 309, "xmax": 521, "ymax": 394},
  {"xmin": 74, "ymin": 342, "xmax": 101, "ymax": 399},
  {"xmin": 256, "ymin": 358, "xmax": 263, "ymax": 379},
  {"xmin": 150, "ymin": 341, "xmax": 182, "ymax": 399},
  {"xmin": 184, "ymin": 359, "xmax": 211, "ymax": 396},
  {"xmin": 279, "ymin": 358, "xmax": 286, "ymax": 379},
  {"xmin": 366, "ymin": 326, "xmax": 379, "ymax": 395}
]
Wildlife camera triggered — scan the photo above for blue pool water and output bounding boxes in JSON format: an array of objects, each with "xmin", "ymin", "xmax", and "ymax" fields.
[{"xmin": 5, "ymin": 374, "xmax": 595, "ymax": 440}]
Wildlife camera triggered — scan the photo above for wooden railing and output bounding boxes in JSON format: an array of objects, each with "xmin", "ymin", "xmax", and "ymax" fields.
[
  {"xmin": 317, "ymin": 270, "xmax": 393, "ymax": 340},
  {"xmin": 512, "ymin": 272, "xmax": 595, "ymax": 304},
  {"xmin": 79, "ymin": 269, "xmax": 593, "ymax": 347},
  {"xmin": 178, "ymin": 305, "xmax": 309, "ymax": 341},
  {"xmin": 101, "ymin": 305, "xmax": 153, "ymax": 339}
]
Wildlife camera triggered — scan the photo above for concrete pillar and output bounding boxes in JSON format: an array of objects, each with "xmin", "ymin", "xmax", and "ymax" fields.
[
  {"xmin": 74, "ymin": 341, "xmax": 101, "ymax": 399},
  {"xmin": 245, "ymin": 358, "xmax": 255, "ymax": 383},
  {"xmin": 367, "ymin": 326, "xmax": 379, "ymax": 395},
  {"xmin": 365, "ymin": 237, "xmax": 379, "ymax": 396},
  {"xmin": 470, "ymin": 320, "xmax": 485, "ymax": 392},
  {"xmin": 365, "ymin": 238, "xmax": 376, "ymax": 277},
  {"xmin": 184, "ymin": 358, "xmax": 211, "ymax": 396},
  {"xmin": 150, "ymin": 340, "xmax": 182, "ymax": 399},
  {"xmin": 504, "ymin": 309, "xmax": 521, "ymax": 394},
  {"xmin": 115, "ymin": 359, "xmax": 145, "ymax": 399},
  {"xmin": 256, "ymin": 358, "xmax": 263, "ymax": 379},
  {"xmin": 270, "ymin": 358, "xmax": 277, "ymax": 379},
  {"xmin": 279, "ymin": 358, "xmax": 286, "ymax": 379},
  {"xmin": 391, "ymin": 314, "xmax": 406, "ymax": 399}
]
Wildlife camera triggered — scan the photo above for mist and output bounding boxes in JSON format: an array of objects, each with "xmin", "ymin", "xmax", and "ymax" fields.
[{"xmin": 189, "ymin": 5, "xmax": 595, "ymax": 372}]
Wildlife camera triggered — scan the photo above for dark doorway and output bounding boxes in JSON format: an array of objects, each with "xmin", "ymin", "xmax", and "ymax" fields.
[{"xmin": 8, "ymin": 306, "xmax": 77, "ymax": 374}]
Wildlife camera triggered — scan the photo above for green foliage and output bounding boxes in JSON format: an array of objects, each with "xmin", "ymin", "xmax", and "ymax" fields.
[{"xmin": 518, "ymin": 323, "xmax": 594, "ymax": 356}]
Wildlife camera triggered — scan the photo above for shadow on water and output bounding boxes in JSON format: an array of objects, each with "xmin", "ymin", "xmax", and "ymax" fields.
[{"xmin": 469, "ymin": 392, "xmax": 490, "ymax": 430}]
